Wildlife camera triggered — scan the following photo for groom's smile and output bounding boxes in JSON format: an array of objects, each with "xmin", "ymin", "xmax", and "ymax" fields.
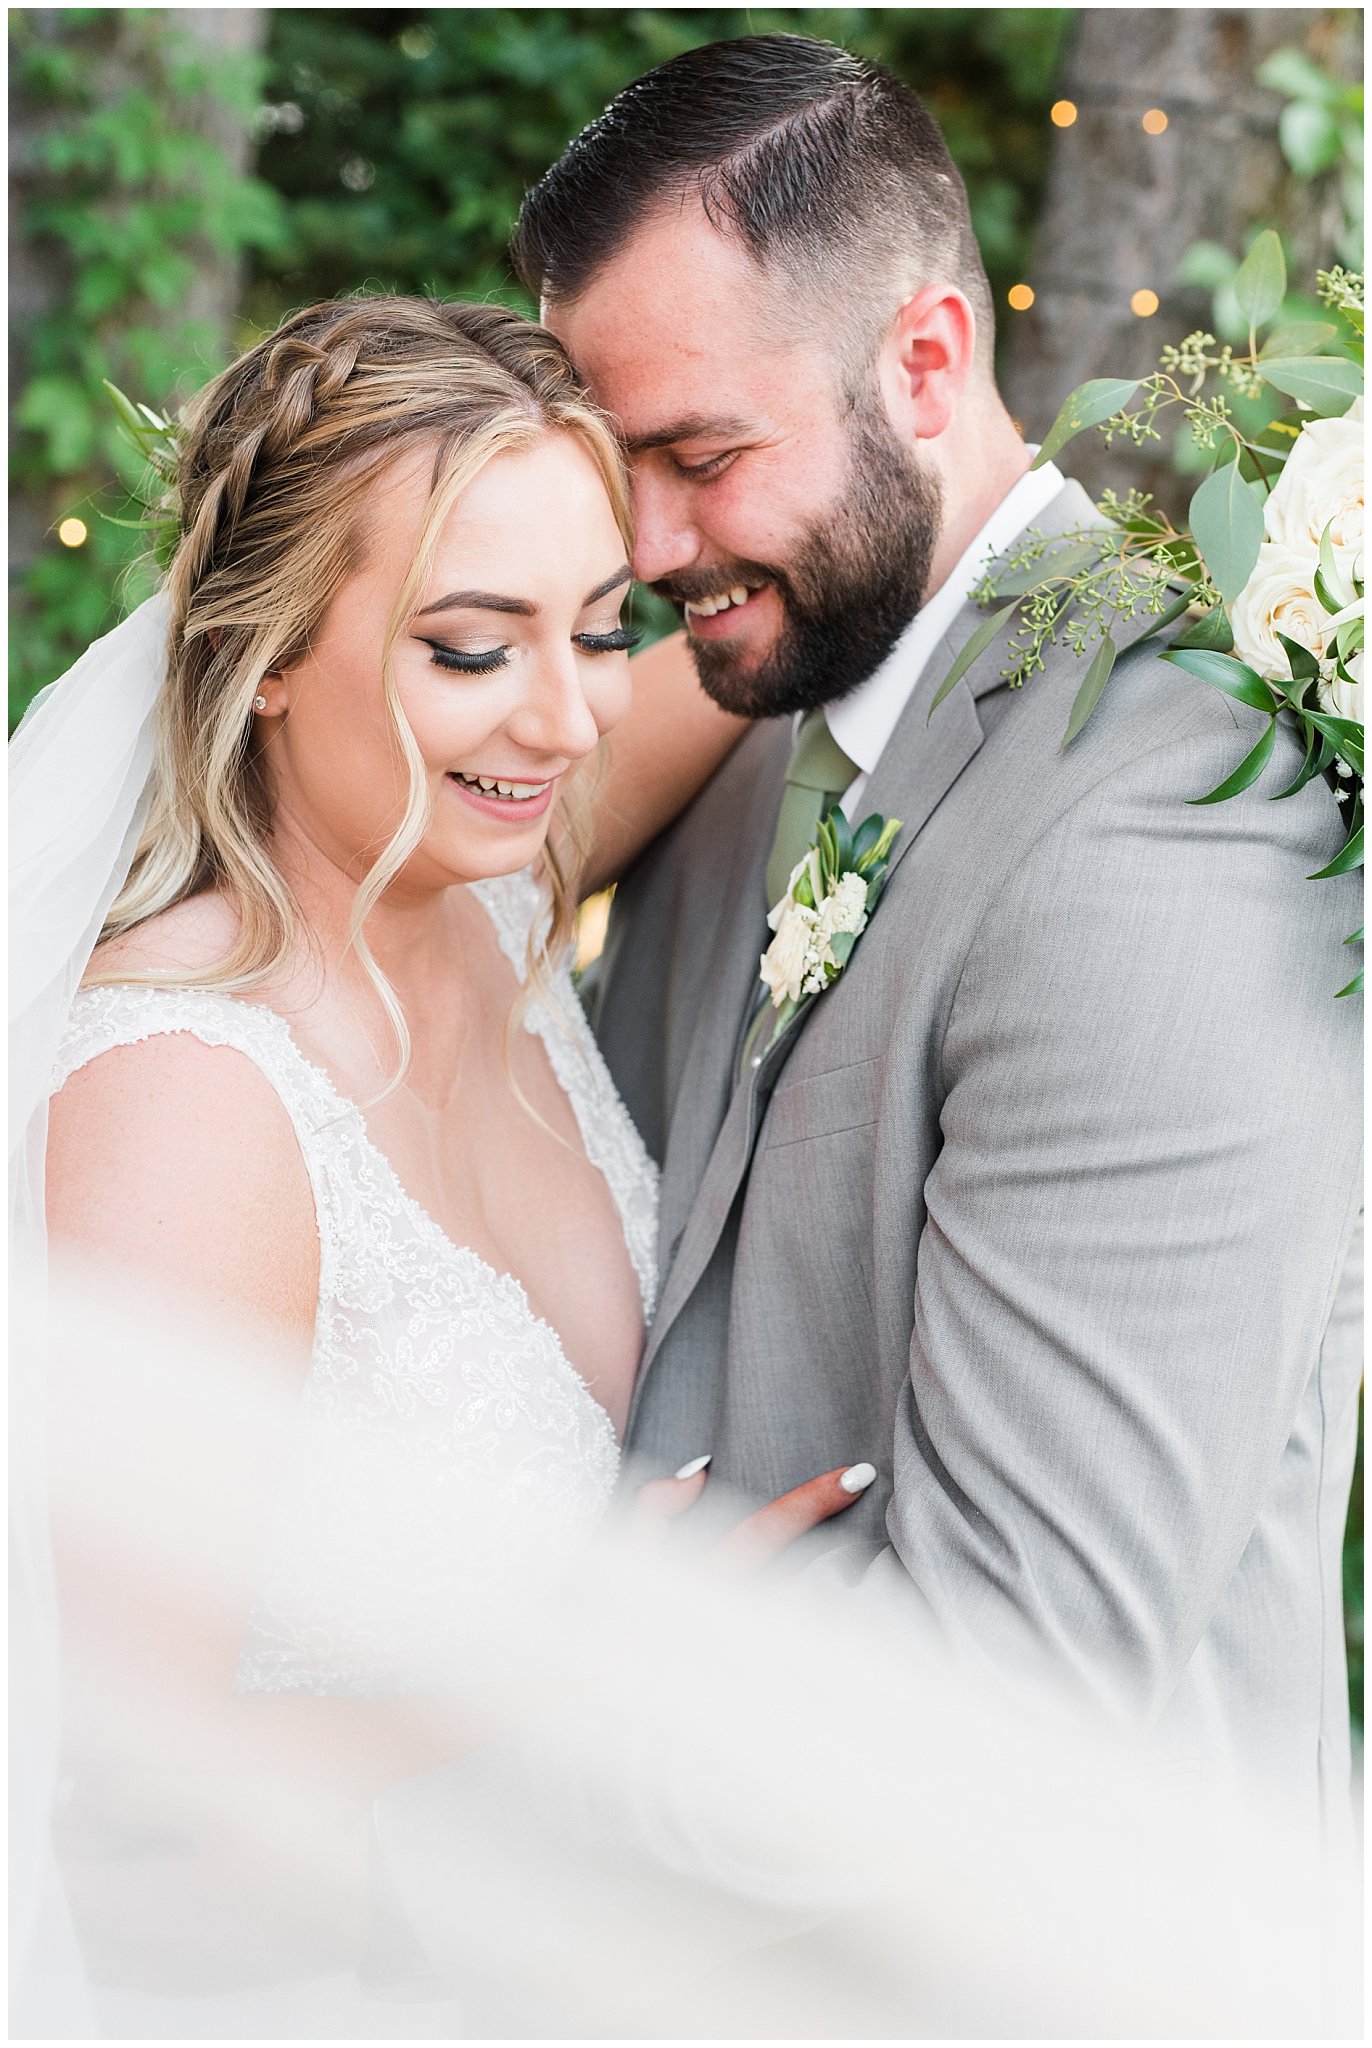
[{"xmin": 543, "ymin": 198, "xmax": 948, "ymax": 720}]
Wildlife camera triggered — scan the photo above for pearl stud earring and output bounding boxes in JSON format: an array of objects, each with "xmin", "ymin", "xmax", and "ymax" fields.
[{"xmin": 253, "ymin": 694, "xmax": 268, "ymax": 712}]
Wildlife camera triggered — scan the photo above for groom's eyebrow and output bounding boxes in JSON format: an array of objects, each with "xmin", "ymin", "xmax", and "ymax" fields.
[
  {"xmin": 416, "ymin": 565, "xmax": 631, "ymax": 618},
  {"xmin": 623, "ymin": 414, "xmax": 753, "ymax": 454}
]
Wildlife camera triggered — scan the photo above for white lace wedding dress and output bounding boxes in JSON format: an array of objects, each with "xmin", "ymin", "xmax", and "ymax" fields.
[{"xmin": 53, "ymin": 867, "xmax": 659, "ymax": 1701}]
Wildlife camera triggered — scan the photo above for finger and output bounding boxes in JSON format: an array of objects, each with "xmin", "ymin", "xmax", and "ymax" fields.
[
  {"xmin": 633, "ymin": 1455, "xmax": 712, "ymax": 1531},
  {"xmin": 716, "ymin": 1462, "xmax": 876, "ymax": 1567}
]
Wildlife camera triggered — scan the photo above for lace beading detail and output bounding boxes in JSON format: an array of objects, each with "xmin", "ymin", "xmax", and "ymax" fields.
[
  {"xmin": 53, "ymin": 872, "xmax": 657, "ymax": 1695},
  {"xmin": 471, "ymin": 869, "xmax": 658, "ymax": 1319}
]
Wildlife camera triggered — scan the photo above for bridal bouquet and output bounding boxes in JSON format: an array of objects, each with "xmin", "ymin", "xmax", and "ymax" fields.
[{"xmin": 935, "ymin": 241, "xmax": 1363, "ymax": 995}]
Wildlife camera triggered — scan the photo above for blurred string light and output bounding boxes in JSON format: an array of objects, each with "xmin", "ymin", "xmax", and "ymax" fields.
[
  {"xmin": 57, "ymin": 518, "xmax": 88, "ymax": 548},
  {"xmin": 1142, "ymin": 108, "xmax": 1169, "ymax": 135},
  {"xmin": 1007, "ymin": 284, "xmax": 1035, "ymax": 311},
  {"xmin": 1131, "ymin": 289, "xmax": 1160, "ymax": 318},
  {"xmin": 1050, "ymin": 100, "xmax": 1078, "ymax": 127}
]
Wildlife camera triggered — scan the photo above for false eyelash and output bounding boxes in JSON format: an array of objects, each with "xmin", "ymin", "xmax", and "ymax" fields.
[
  {"xmin": 423, "ymin": 642, "xmax": 509, "ymax": 674},
  {"xmin": 576, "ymin": 628, "xmax": 643, "ymax": 653}
]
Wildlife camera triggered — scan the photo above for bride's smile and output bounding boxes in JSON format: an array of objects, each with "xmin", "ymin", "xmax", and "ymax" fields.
[{"xmin": 254, "ymin": 432, "xmax": 636, "ymax": 895}]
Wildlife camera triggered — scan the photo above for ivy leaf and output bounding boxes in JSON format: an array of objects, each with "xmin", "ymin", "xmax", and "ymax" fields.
[
  {"xmin": 1163, "ymin": 647, "xmax": 1279, "ymax": 712},
  {"xmin": 1232, "ymin": 230, "xmax": 1287, "ymax": 331},
  {"xmin": 1188, "ymin": 462, "xmax": 1265, "ymax": 601},
  {"xmin": 1258, "ymin": 356, "xmax": 1364, "ymax": 413},
  {"xmin": 1188, "ymin": 717, "xmax": 1279, "ymax": 804},
  {"xmin": 1030, "ymin": 378, "xmax": 1141, "ymax": 470},
  {"xmin": 1062, "ymin": 634, "xmax": 1117, "ymax": 748},
  {"xmin": 928, "ymin": 600, "xmax": 1019, "ymax": 718}
]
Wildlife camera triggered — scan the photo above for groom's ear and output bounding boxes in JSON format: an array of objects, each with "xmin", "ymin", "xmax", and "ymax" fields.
[{"xmin": 878, "ymin": 285, "xmax": 977, "ymax": 445}]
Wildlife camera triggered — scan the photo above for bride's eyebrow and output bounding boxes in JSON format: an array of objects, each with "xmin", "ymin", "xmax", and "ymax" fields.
[{"xmin": 415, "ymin": 564, "xmax": 632, "ymax": 619}]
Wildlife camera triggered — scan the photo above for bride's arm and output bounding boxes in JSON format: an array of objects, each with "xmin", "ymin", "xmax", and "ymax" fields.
[{"xmin": 580, "ymin": 629, "xmax": 750, "ymax": 897}]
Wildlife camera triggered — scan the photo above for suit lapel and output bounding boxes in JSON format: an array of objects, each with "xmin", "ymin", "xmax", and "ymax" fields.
[
  {"xmin": 635, "ymin": 480, "xmax": 1103, "ymax": 1402},
  {"xmin": 653, "ymin": 718, "xmax": 791, "ymax": 1266}
]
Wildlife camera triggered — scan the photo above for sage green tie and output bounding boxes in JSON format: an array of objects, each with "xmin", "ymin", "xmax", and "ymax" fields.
[
  {"xmin": 738, "ymin": 711, "xmax": 859, "ymax": 1080},
  {"xmin": 764, "ymin": 709, "xmax": 859, "ymax": 910}
]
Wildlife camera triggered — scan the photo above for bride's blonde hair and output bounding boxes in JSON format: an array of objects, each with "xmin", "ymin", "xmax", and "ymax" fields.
[{"xmin": 94, "ymin": 296, "xmax": 631, "ymax": 1078}]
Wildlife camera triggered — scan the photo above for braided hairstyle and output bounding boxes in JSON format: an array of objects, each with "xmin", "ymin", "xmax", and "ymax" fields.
[{"xmin": 96, "ymin": 297, "xmax": 631, "ymax": 1079}]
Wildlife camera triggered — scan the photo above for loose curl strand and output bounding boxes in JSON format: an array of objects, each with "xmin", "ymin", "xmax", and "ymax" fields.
[{"xmin": 89, "ymin": 297, "xmax": 631, "ymax": 1094}]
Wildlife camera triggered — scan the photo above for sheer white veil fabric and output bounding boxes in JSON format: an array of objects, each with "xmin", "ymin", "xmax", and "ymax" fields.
[{"xmin": 9, "ymin": 590, "xmax": 170, "ymax": 2036}]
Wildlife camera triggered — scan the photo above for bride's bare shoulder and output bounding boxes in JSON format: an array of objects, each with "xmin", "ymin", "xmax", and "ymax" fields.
[
  {"xmin": 53, "ymin": 895, "xmax": 317, "ymax": 1333},
  {"xmin": 88, "ymin": 892, "xmax": 241, "ymax": 980}
]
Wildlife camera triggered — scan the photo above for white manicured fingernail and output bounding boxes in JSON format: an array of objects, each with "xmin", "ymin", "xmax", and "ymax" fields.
[
  {"xmin": 839, "ymin": 1462, "xmax": 877, "ymax": 1495},
  {"xmin": 674, "ymin": 1454, "xmax": 712, "ymax": 1480}
]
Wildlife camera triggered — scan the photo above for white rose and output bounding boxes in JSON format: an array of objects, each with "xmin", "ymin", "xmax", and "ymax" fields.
[
  {"xmin": 1262, "ymin": 397, "xmax": 1364, "ymax": 558},
  {"xmin": 1230, "ymin": 542, "xmax": 1332, "ymax": 679},
  {"xmin": 760, "ymin": 900, "xmax": 816, "ymax": 1008},
  {"xmin": 815, "ymin": 870, "xmax": 870, "ymax": 943}
]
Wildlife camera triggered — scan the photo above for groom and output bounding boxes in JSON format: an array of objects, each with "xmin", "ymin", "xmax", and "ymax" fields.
[{"xmin": 512, "ymin": 33, "xmax": 1364, "ymax": 1802}]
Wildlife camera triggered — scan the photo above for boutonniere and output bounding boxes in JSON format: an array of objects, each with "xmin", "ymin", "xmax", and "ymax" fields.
[{"xmin": 758, "ymin": 808, "xmax": 903, "ymax": 1045}]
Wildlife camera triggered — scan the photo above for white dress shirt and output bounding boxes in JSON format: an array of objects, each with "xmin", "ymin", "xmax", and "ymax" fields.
[{"xmin": 825, "ymin": 456, "xmax": 1067, "ymax": 816}]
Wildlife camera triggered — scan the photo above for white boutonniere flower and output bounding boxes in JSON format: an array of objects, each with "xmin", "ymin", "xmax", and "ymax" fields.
[{"xmin": 758, "ymin": 807, "xmax": 902, "ymax": 1046}]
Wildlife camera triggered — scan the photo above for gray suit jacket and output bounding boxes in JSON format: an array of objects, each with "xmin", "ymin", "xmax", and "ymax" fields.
[{"xmin": 594, "ymin": 483, "xmax": 1364, "ymax": 1806}]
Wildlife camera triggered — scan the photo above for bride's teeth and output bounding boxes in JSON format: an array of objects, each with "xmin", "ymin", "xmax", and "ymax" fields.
[{"xmin": 478, "ymin": 777, "xmax": 496, "ymax": 791}]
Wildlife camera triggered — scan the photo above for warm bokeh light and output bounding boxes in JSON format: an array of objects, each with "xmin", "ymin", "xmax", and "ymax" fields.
[
  {"xmin": 1142, "ymin": 108, "xmax": 1169, "ymax": 135},
  {"xmin": 1008, "ymin": 284, "xmax": 1036, "ymax": 312},
  {"xmin": 1050, "ymin": 100, "xmax": 1078, "ymax": 127},
  {"xmin": 57, "ymin": 517, "xmax": 88, "ymax": 548},
  {"xmin": 1131, "ymin": 289, "xmax": 1160, "ymax": 318},
  {"xmin": 575, "ymin": 888, "xmax": 614, "ymax": 974}
]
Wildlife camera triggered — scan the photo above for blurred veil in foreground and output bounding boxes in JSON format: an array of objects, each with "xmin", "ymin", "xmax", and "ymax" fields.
[{"xmin": 11, "ymin": 1255, "xmax": 1361, "ymax": 2041}]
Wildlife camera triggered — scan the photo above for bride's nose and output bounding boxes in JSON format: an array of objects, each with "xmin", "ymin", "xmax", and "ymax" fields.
[{"xmin": 506, "ymin": 648, "xmax": 602, "ymax": 764}]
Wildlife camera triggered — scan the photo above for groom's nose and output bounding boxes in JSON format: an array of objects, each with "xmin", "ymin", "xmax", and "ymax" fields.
[{"xmin": 629, "ymin": 466, "xmax": 700, "ymax": 587}]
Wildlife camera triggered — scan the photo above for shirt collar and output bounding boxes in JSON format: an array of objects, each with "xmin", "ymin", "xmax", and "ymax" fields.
[{"xmin": 826, "ymin": 456, "xmax": 1067, "ymax": 776}]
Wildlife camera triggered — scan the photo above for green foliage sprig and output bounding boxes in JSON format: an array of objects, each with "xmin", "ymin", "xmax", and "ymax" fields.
[{"xmin": 933, "ymin": 237, "xmax": 1364, "ymax": 995}]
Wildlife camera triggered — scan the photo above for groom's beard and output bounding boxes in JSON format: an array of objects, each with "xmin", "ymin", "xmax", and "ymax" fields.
[{"xmin": 655, "ymin": 404, "xmax": 944, "ymax": 721}]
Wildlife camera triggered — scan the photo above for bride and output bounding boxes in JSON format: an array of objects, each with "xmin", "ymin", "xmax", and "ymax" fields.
[{"xmin": 16, "ymin": 295, "xmax": 871, "ymax": 2009}]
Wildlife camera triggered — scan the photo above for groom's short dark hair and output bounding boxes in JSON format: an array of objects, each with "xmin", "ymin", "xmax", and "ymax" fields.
[{"xmin": 514, "ymin": 33, "xmax": 994, "ymax": 369}]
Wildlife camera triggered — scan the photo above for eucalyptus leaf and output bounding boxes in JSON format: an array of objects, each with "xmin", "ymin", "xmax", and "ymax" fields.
[
  {"xmin": 829, "ymin": 930, "xmax": 858, "ymax": 969},
  {"xmin": 1188, "ymin": 463, "xmax": 1265, "ymax": 601},
  {"xmin": 1232, "ymin": 230, "xmax": 1287, "ymax": 330},
  {"xmin": 1258, "ymin": 356, "xmax": 1363, "ymax": 412},
  {"xmin": 1278, "ymin": 99, "xmax": 1342, "ymax": 177},
  {"xmin": 988, "ymin": 539, "xmax": 1108, "ymax": 596},
  {"xmin": 1188, "ymin": 717, "xmax": 1278, "ymax": 805},
  {"xmin": 1260, "ymin": 320, "xmax": 1339, "ymax": 358},
  {"xmin": 1030, "ymin": 378, "xmax": 1140, "ymax": 469},
  {"xmin": 1163, "ymin": 647, "xmax": 1278, "ymax": 713},
  {"xmin": 1062, "ymin": 635, "xmax": 1116, "ymax": 748},
  {"xmin": 928, "ymin": 600, "xmax": 1019, "ymax": 718}
]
